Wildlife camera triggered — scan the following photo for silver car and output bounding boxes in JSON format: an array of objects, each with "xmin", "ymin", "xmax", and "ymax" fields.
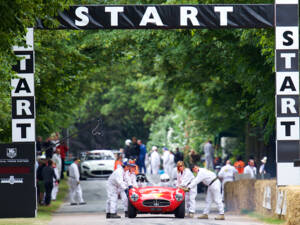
[{"xmin": 80, "ymin": 150, "xmax": 115, "ymax": 178}]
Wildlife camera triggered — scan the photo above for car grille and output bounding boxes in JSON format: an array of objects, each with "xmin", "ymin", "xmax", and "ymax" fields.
[
  {"xmin": 91, "ymin": 170, "xmax": 112, "ymax": 175},
  {"xmin": 142, "ymin": 199, "xmax": 170, "ymax": 207}
]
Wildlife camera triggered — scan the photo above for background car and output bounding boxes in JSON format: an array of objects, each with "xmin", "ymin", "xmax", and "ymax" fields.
[
  {"xmin": 128, "ymin": 186, "xmax": 185, "ymax": 218},
  {"xmin": 80, "ymin": 150, "xmax": 115, "ymax": 179}
]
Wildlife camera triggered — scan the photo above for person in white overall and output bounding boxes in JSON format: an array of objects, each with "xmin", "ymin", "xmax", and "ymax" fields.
[
  {"xmin": 162, "ymin": 147, "xmax": 171, "ymax": 176},
  {"xmin": 106, "ymin": 161, "xmax": 129, "ymax": 219},
  {"xmin": 218, "ymin": 160, "xmax": 238, "ymax": 200},
  {"xmin": 243, "ymin": 159, "xmax": 257, "ymax": 179},
  {"xmin": 188, "ymin": 165, "xmax": 225, "ymax": 220},
  {"xmin": 204, "ymin": 140, "xmax": 214, "ymax": 170},
  {"xmin": 176, "ymin": 161, "xmax": 197, "ymax": 218},
  {"xmin": 68, "ymin": 158, "xmax": 86, "ymax": 205},
  {"xmin": 150, "ymin": 146, "xmax": 160, "ymax": 175},
  {"xmin": 121, "ymin": 163, "xmax": 138, "ymax": 217}
]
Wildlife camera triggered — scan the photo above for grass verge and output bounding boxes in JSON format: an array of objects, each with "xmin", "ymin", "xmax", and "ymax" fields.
[
  {"xmin": 241, "ymin": 209, "xmax": 285, "ymax": 224},
  {"xmin": 0, "ymin": 178, "xmax": 69, "ymax": 225}
]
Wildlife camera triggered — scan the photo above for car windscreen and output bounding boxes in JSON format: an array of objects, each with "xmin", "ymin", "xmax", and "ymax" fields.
[{"xmin": 85, "ymin": 153, "xmax": 114, "ymax": 160}]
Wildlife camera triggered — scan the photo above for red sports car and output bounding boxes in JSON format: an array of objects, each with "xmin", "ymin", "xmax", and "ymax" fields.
[{"xmin": 128, "ymin": 186, "xmax": 185, "ymax": 218}]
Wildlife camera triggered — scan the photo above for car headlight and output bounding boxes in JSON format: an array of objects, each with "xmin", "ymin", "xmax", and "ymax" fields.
[
  {"xmin": 175, "ymin": 193, "xmax": 183, "ymax": 201},
  {"xmin": 83, "ymin": 165, "xmax": 90, "ymax": 170},
  {"xmin": 130, "ymin": 193, "xmax": 139, "ymax": 202}
]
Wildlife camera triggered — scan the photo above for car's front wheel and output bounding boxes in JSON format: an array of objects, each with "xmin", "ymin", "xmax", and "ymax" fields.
[
  {"xmin": 128, "ymin": 200, "xmax": 137, "ymax": 218},
  {"xmin": 175, "ymin": 200, "xmax": 185, "ymax": 218}
]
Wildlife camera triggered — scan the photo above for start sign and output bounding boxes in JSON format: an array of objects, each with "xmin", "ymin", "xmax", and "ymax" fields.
[{"xmin": 11, "ymin": 28, "xmax": 35, "ymax": 142}]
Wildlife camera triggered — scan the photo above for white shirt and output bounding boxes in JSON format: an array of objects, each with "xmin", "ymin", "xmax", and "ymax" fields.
[
  {"xmin": 259, "ymin": 164, "xmax": 265, "ymax": 174},
  {"xmin": 162, "ymin": 151, "xmax": 170, "ymax": 166},
  {"xmin": 124, "ymin": 170, "xmax": 138, "ymax": 188},
  {"xmin": 150, "ymin": 151, "xmax": 160, "ymax": 167},
  {"xmin": 244, "ymin": 165, "xmax": 257, "ymax": 179},
  {"xmin": 177, "ymin": 168, "xmax": 195, "ymax": 187},
  {"xmin": 168, "ymin": 154, "xmax": 175, "ymax": 167},
  {"xmin": 218, "ymin": 164, "xmax": 238, "ymax": 181},
  {"xmin": 204, "ymin": 142, "xmax": 214, "ymax": 157},
  {"xmin": 188, "ymin": 168, "xmax": 217, "ymax": 188},
  {"xmin": 108, "ymin": 166, "xmax": 127, "ymax": 190},
  {"xmin": 52, "ymin": 153, "xmax": 62, "ymax": 179},
  {"xmin": 69, "ymin": 163, "xmax": 80, "ymax": 182}
]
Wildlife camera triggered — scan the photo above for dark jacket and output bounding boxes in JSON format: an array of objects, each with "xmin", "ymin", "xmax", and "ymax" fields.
[
  {"xmin": 174, "ymin": 151, "xmax": 184, "ymax": 163},
  {"xmin": 130, "ymin": 143, "xmax": 140, "ymax": 160},
  {"xmin": 42, "ymin": 166, "xmax": 57, "ymax": 183}
]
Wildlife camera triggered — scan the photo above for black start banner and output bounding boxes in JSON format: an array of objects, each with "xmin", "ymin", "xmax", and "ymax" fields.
[
  {"xmin": 36, "ymin": 4, "xmax": 274, "ymax": 30},
  {"xmin": 0, "ymin": 143, "xmax": 36, "ymax": 217}
]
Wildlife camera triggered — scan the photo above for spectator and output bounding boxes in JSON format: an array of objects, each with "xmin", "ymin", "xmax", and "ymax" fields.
[
  {"xmin": 259, "ymin": 156, "xmax": 267, "ymax": 179},
  {"xmin": 162, "ymin": 147, "xmax": 171, "ymax": 176},
  {"xmin": 137, "ymin": 139, "xmax": 147, "ymax": 173},
  {"xmin": 36, "ymin": 136, "xmax": 43, "ymax": 156},
  {"xmin": 204, "ymin": 140, "xmax": 214, "ymax": 170},
  {"xmin": 124, "ymin": 139, "xmax": 131, "ymax": 159},
  {"xmin": 167, "ymin": 150, "xmax": 175, "ymax": 177},
  {"xmin": 244, "ymin": 159, "xmax": 257, "ymax": 179},
  {"xmin": 189, "ymin": 149, "xmax": 200, "ymax": 165},
  {"xmin": 69, "ymin": 158, "xmax": 86, "ymax": 205},
  {"xmin": 56, "ymin": 141, "xmax": 68, "ymax": 179},
  {"xmin": 218, "ymin": 160, "xmax": 238, "ymax": 200},
  {"xmin": 37, "ymin": 158, "xmax": 46, "ymax": 205},
  {"xmin": 52, "ymin": 148, "xmax": 62, "ymax": 181},
  {"xmin": 114, "ymin": 153, "xmax": 123, "ymax": 170},
  {"xmin": 42, "ymin": 160, "xmax": 57, "ymax": 206},
  {"xmin": 150, "ymin": 146, "xmax": 160, "ymax": 175},
  {"xmin": 234, "ymin": 156, "xmax": 245, "ymax": 174},
  {"xmin": 130, "ymin": 137, "xmax": 140, "ymax": 160},
  {"xmin": 174, "ymin": 147, "xmax": 184, "ymax": 163},
  {"xmin": 51, "ymin": 162, "xmax": 59, "ymax": 201},
  {"xmin": 44, "ymin": 137, "xmax": 54, "ymax": 159}
]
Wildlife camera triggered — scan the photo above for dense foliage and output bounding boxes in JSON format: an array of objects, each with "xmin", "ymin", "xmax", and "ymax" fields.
[{"xmin": 0, "ymin": 0, "xmax": 276, "ymax": 159}]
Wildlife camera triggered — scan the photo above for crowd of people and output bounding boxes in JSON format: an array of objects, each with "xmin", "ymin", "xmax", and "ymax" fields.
[
  {"xmin": 35, "ymin": 132, "xmax": 69, "ymax": 206},
  {"xmin": 106, "ymin": 137, "xmax": 268, "ymax": 220}
]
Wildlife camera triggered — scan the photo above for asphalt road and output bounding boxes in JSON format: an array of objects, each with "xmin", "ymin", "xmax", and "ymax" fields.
[{"xmin": 49, "ymin": 176, "xmax": 271, "ymax": 225}]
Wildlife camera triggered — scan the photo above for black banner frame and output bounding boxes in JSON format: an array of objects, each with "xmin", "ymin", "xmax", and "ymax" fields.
[{"xmin": 8, "ymin": 2, "xmax": 300, "ymax": 218}]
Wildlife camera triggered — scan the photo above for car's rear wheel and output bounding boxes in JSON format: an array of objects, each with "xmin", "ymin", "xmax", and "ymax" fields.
[
  {"xmin": 128, "ymin": 200, "xmax": 137, "ymax": 218},
  {"xmin": 175, "ymin": 200, "xmax": 185, "ymax": 218}
]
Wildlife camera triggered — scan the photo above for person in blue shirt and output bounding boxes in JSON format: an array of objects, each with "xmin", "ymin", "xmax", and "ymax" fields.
[{"xmin": 137, "ymin": 139, "xmax": 147, "ymax": 173}]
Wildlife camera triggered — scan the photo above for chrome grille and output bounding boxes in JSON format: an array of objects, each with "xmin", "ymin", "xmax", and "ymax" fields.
[
  {"xmin": 142, "ymin": 199, "xmax": 170, "ymax": 207},
  {"xmin": 91, "ymin": 170, "xmax": 112, "ymax": 175}
]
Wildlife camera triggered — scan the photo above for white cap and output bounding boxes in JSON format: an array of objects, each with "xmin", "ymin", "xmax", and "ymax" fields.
[
  {"xmin": 152, "ymin": 146, "xmax": 158, "ymax": 151},
  {"xmin": 261, "ymin": 156, "xmax": 267, "ymax": 164}
]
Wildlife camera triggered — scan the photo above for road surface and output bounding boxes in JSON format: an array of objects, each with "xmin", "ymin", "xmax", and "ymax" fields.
[{"xmin": 49, "ymin": 176, "xmax": 271, "ymax": 225}]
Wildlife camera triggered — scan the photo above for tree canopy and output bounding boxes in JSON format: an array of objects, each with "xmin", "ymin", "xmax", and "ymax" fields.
[{"xmin": 0, "ymin": 0, "xmax": 277, "ymax": 160}]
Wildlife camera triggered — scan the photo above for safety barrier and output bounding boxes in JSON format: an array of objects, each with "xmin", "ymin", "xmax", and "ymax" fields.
[{"xmin": 225, "ymin": 179, "xmax": 300, "ymax": 225}]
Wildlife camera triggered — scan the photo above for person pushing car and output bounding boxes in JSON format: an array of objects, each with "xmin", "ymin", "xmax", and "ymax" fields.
[
  {"xmin": 188, "ymin": 165, "xmax": 225, "ymax": 220},
  {"xmin": 106, "ymin": 159, "xmax": 130, "ymax": 219},
  {"xmin": 176, "ymin": 161, "xmax": 197, "ymax": 218}
]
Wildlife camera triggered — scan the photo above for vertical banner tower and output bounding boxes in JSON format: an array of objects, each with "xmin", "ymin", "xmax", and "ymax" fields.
[
  {"xmin": 275, "ymin": 0, "xmax": 300, "ymax": 185},
  {"xmin": 0, "ymin": 28, "xmax": 37, "ymax": 217}
]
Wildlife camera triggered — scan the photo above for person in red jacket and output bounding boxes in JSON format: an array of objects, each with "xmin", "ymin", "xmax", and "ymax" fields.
[
  {"xmin": 56, "ymin": 141, "xmax": 68, "ymax": 179},
  {"xmin": 234, "ymin": 156, "xmax": 245, "ymax": 174}
]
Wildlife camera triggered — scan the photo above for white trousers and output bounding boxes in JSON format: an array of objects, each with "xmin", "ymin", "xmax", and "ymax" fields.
[
  {"xmin": 151, "ymin": 165, "xmax": 159, "ymax": 175},
  {"xmin": 205, "ymin": 156, "xmax": 214, "ymax": 170},
  {"xmin": 106, "ymin": 182, "xmax": 119, "ymax": 214},
  {"xmin": 203, "ymin": 180, "xmax": 224, "ymax": 215},
  {"xmin": 185, "ymin": 186, "xmax": 197, "ymax": 213},
  {"xmin": 51, "ymin": 182, "xmax": 59, "ymax": 200},
  {"xmin": 69, "ymin": 179, "xmax": 84, "ymax": 203},
  {"xmin": 118, "ymin": 188, "xmax": 128, "ymax": 212}
]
